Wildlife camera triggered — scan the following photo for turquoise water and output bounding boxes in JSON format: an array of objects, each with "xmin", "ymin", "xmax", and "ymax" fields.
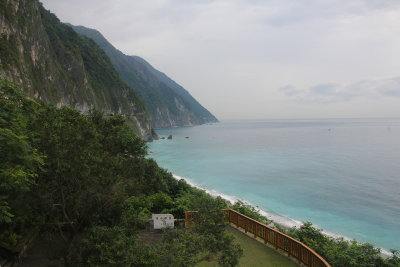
[{"xmin": 148, "ymin": 119, "xmax": 400, "ymax": 252}]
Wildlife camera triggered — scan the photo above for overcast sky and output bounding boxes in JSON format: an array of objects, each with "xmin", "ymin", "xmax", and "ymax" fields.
[{"xmin": 41, "ymin": 0, "xmax": 400, "ymax": 120}]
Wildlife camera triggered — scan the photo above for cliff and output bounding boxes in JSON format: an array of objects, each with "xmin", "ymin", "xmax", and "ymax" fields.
[
  {"xmin": 0, "ymin": 0, "xmax": 155, "ymax": 139},
  {"xmin": 71, "ymin": 25, "xmax": 218, "ymax": 128}
]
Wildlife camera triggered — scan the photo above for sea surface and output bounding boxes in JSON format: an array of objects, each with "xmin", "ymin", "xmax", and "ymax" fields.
[{"xmin": 147, "ymin": 118, "xmax": 400, "ymax": 252}]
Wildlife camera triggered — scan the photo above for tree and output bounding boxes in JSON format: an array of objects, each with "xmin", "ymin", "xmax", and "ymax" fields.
[
  {"xmin": 0, "ymin": 80, "xmax": 42, "ymax": 245},
  {"xmin": 72, "ymin": 226, "xmax": 157, "ymax": 266}
]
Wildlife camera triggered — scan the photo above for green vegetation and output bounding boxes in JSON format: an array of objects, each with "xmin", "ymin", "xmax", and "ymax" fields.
[
  {"xmin": 0, "ymin": 34, "xmax": 19, "ymax": 70},
  {"xmin": 231, "ymin": 201, "xmax": 273, "ymax": 226},
  {"xmin": 229, "ymin": 202, "xmax": 400, "ymax": 267},
  {"xmin": 0, "ymin": 80, "xmax": 43, "ymax": 235},
  {"xmin": 285, "ymin": 222, "xmax": 400, "ymax": 267},
  {"xmin": 1, "ymin": 80, "xmax": 399, "ymax": 266},
  {"xmin": 3, "ymin": 2, "xmax": 397, "ymax": 266},
  {"xmin": 71, "ymin": 25, "xmax": 218, "ymax": 128},
  {"xmin": 0, "ymin": 80, "xmax": 239, "ymax": 266},
  {"xmin": 39, "ymin": 4, "xmax": 146, "ymax": 113},
  {"xmin": 199, "ymin": 226, "xmax": 298, "ymax": 267},
  {"xmin": 1, "ymin": 1, "xmax": 152, "ymax": 138},
  {"xmin": 0, "ymin": 1, "xmax": 14, "ymax": 22}
]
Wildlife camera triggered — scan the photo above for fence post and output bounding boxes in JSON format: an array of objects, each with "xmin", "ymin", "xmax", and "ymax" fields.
[
  {"xmin": 264, "ymin": 228, "xmax": 268, "ymax": 244},
  {"xmin": 299, "ymin": 247, "xmax": 303, "ymax": 264}
]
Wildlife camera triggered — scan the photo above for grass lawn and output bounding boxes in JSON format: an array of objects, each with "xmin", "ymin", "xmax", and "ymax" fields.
[{"xmin": 198, "ymin": 225, "xmax": 299, "ymax": 267}]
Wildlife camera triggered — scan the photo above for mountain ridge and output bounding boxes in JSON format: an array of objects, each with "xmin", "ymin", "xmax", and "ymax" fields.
[
  {"xmin": 0, "ymin": 0, "xmax": 155, "ymax": 139},
  {"xmin": 71, "ymin": 25, "xmax": 218, "ymax": 128}
]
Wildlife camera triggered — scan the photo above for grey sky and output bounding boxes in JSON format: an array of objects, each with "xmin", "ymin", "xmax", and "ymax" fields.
[{"xmin": 41, "ymin": 0, "xmax": 400, "ymax": 120}]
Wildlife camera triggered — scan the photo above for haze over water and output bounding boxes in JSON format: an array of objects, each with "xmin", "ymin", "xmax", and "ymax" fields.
[{"xmin": 148, "ymin": 118, "xmax": 400, "ymax": 252}]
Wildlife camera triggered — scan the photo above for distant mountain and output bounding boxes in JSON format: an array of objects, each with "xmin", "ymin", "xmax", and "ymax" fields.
[
  {"xmin": 71, "ymin": 25, "xmax": 218, "ymax": 128},
  {"xmin": 0, "ymin": 0, "xmax": 156, "ymax": 140}
]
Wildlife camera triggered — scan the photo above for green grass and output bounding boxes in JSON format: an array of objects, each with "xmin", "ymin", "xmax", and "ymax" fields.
[{"xmin": 198, "ymin": 226, "xmax": 299, "ymax": 267}]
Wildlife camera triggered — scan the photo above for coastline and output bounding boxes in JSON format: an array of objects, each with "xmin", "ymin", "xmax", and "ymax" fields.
[
  {"xmin": 149, "ymin": 119, "xmax": 399, "ymax": 258},
  {"xmin": 172, "ymin": 173, "xmax": 392, "ymax": 257}
]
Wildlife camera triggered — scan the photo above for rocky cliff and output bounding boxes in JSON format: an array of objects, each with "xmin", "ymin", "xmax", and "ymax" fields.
[
  {"xmin": 71, "ymin": 25, "xmax": 218, "ymax": 128},
  {"xmin": 0, "ymin": 0, "xmax": 155, "ymax": 139}
]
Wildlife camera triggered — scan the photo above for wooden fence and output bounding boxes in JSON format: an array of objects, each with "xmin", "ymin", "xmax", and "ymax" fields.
[{"xmin": 185, "ymin": 209, "xmax": 330, "ymax": 267}]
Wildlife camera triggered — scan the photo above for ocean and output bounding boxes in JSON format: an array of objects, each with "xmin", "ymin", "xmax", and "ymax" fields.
[{"xmin": 147, "ymin": 118, "xmax": 400, "ymax": 253}]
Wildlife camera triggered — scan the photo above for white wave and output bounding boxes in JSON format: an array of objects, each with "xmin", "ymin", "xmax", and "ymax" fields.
[
  {"xmin": 173, "ymin": 173, "xmax": 301, "ymax": 228},
  {"xmin": 173, "ymin": 174, "xmax": 240, "ymax": 203},
  {"xmin": 172, "ymin": 173, "xmax": 393, "ymax": 257}
]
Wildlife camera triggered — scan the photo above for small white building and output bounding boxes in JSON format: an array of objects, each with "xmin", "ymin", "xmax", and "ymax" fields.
[{"xmin": 151, "ymin": 214, "xmax": 174, "ymax": 230}]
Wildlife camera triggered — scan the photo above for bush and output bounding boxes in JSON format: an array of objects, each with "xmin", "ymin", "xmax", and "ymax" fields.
[{"xmin": 72, "ymin": 226, "xmax": 157, "ymax": 266}]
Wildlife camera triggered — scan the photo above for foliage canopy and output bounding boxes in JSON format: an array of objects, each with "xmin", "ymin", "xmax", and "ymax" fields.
[{"xmin": 0, "ymin": 80, "xmax": 240, "ymax": 266}]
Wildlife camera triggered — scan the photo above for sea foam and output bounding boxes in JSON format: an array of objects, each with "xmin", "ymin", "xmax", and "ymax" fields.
[{"xmin": 172, "ymin": 173, "xmax": 392, "ymax": 257}]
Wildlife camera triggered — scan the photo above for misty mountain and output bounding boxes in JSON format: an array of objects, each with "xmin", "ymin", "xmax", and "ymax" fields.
[
  {"xmin": 71, "ymin": 25, "xmax": 218, "ymax": 128},
  {"xmin": 0, "ymin": 0, "xmax": 156, "ymax": 139}
]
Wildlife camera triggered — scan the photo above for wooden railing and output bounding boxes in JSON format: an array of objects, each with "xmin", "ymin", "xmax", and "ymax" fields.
[{"xmin": 185, "ymin": 209, "xmax": 330, "ymax": 267}]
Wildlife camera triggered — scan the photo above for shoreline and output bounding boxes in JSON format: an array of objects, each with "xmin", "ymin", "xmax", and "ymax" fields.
[{"xmin": 172, "ymin": 174, "xmax": 392, "ymax": 257}]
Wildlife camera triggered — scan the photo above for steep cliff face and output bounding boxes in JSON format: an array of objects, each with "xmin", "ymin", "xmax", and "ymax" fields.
[
  {"xmin": 0, "ymin": 0, "xmax": 155, "ymax": 139},
  {"xmin": 71, "ymin": 25, "xmax": 218, "ymax": 129}
]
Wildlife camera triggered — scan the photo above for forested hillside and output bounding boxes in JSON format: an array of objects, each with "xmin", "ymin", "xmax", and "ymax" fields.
[
  {"xmin": 71, "ymin": 25, "xmax": 218, "ymax": 128},
  {"xmin": 0, "ymin": 80, "xmax": 241, "ymax": 266},
  {"xmin": 0, "ymin": 0, "xmax": 155, "ymax": 139},
  {"xmin": 1, "ymin": 1, "xmax": 400, "ymax": 266},
  {"xmin": 1, "ymin": 80, "xmax": 400, "ymax": 266}
]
